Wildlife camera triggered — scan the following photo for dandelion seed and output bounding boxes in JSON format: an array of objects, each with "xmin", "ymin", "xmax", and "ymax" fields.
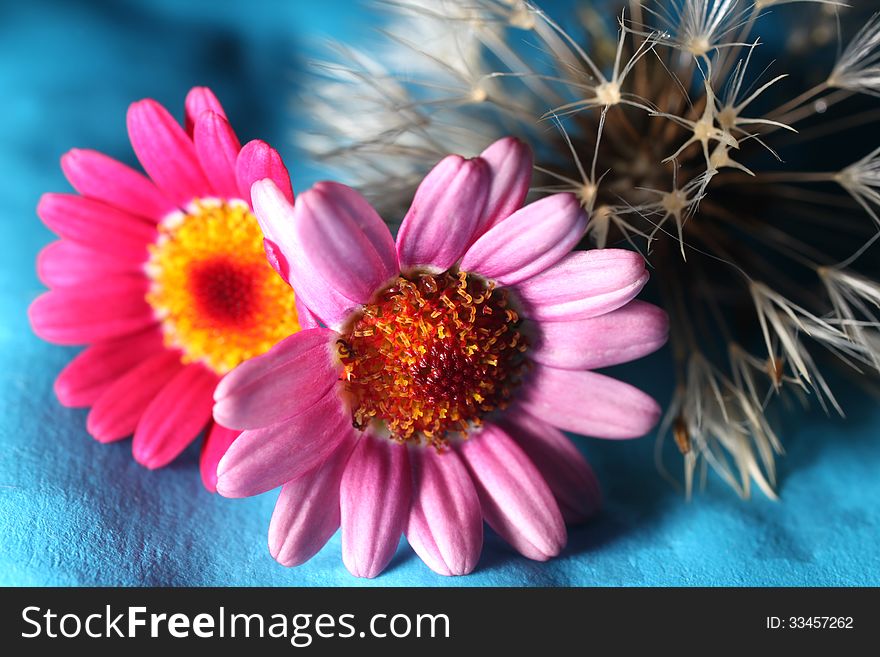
[{"xmin": 828, "ymin": 11, "xmax": 880, "ymax": 96}]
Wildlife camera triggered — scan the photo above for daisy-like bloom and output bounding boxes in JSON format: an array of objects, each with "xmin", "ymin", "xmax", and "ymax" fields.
[
  {"xmin": 214, "ymin": 137, "xmax": 668, "ymax": 577},
  {"xmin": 28, "ymin": 87, "xmax": 299, "ymax": 491}
]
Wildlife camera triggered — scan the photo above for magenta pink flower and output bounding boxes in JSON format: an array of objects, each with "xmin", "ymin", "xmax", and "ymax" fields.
[
  {"xmin": 28, "ymin": 87, "xmax": 302, "ymax": 491},
  {"xmin": 214, "ymin": 137, "xmax": 668, "ymax": 577}
]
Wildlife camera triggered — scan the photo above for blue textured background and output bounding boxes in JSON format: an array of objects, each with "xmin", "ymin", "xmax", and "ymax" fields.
[{"xmin": 1, "ymin": 0, "xmax": 878, "ymax": 586}]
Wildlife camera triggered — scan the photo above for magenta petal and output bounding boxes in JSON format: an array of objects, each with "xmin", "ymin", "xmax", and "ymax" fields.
[
  {"xmin": 459, "ymin": 424, "xmax": 566, "ymax": 561},
  {"xmin": 87, "ymin": 350, "xmax": 184, "ymax": 443},
  {"xmin": 37, "ymin": 194, "xmax": 157, "ymax": 260},
  {"xmin": 37, "ymin": 240, "xmax": 140, "ymax": 288},
  {"xmin": 520, "ymin": 365, "xmax": 661, "ymax": 439},
  {"xmin": 406, "ymin": 448, "xmax": 483, "ymax": 576},
  {"xmin": 498, "ymin": 409, "xmax": 601, "ymax": 523},
  {"xmin": 200, "ymin": 423, "xmax": 240, "ymax": 493},
  {"xmin": 251, "ymin": 179, "xmax": 359, "ymax": 330},
  {"xmin": 514, "ymin": 249, "xmax": 649, "ymax": 321},
  {"xmin": 54, "ymin": 328, "xmax": 164, "ymax": 407},
  {"xmin": 236, "ymin": 140, "xmax": 294, "ymax": 207},
  {"xmin": 126, "ymin": 98, "xmax": 212, "ymax": 207},
  {"xmin": 194, "ymin": 111, "xmax": 242, "ymax": 201},
  {"xmin": 529, "ymin": 300, "xmax": 669, "ymax": 370},
  {"xmin": 292, "ymin": 182, "xmax": 397, "ymax": 303},
  {"xmin": 61, "ymin": 148, "xmax": 175, "ymax": 220},
  {"xmin": 461, "ymin": 192, "xmax": 586, "ymax": 286},
  {"xmin": 477, "ymin": 137, "xmax": 532, "ymax": 233},
  {"xmin": 269, "ymin": 434, "xmax": 357, "ymax": 567},
  {"xmin": 341, "ymin": 436, "xmax": 411, "ymax": 578},
  {"xmin": 213, "ymin": 328, "xmax": 340, "ymax": 430},
  {"xmin": 132, "ymin": 363, "xmax": 218, "ymax": 469},
  {"xmin": 29, "ymin": 277, "xmax": 155, "ymax": 345},
  {"xmin": 184, "ymin": 86, "xmax": 227, "ymax": 136},
  {"xmin": 396, "ymin": 155, "xmax": 489, "ymax": 271},
  {"xmin": 216, "ymin": 392, "xmax": 353, "ymax": 498}
]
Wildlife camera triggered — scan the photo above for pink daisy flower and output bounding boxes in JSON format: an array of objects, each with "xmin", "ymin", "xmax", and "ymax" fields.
[
  {"xmin": 28, "ymin": 87, "xmax": 301, "ymax": 491},
  {"xmin": 214, "ymin": 137, "xmax": 669, "ymax": 577}
]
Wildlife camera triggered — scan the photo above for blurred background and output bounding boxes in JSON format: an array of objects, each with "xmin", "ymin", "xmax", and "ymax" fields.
[{"xmin": 1, "ymin": 0, "xmax": 878, "ymax": 586}]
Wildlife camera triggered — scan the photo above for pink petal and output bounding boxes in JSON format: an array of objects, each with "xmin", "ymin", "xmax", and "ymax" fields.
[
  {"xmin": 29, "ymin": 277, "xmax": 155, "ymax": 345},
  {"xmin": 514, "ymin": 249, "xmax": 649, "ymax": 322},
  {"xmin": 184, "ymin": 86, "xmax": 227, "ymax": 136},
  {"xmin": 216, "ymin": 392, "xmax": 354, "ymax": 498},
  {"xmin": 406, "ymin": 447, "xmax": 483, "ymax": 576},
  {"xmin": 529, "ymin": 300, "xmax": 669, "ymax": 370},
  {"xmin": 213, "ymin": 328, "xmax": 340, "ymax": 430},
  {"xmin": 61, "ymin": 149, "xmax": 175, "ymax": 220},
  {"xmin": 477, "ymin": 137, "xmax": 532, "ymax": 233},
  {"xmin": 251, "ymin": 179, "xmax": 358, "ymax": 330},
  {"xmin": 520, "ymin": 365, "xmax": 661, "ymax": 439},
  {"xmin": 289, "ymin": 182, "xmax": 397, "ymax": 304},
  {"xmin": 269, "ymin": 433, "xmax": 358, "ymax": 567},
  {"xmin": 263, "ymin": 237, "xmax": 290, "ymax": 285},
  {"xmin": 126, "ymin": 98, "xmax": 212, "ymax": 207},
  {"xmin": 54, "ymin": 328, "xmax": 164, "ymax": 407},
  {"xmin": 199, "ymin": 422, "xmax": 240, "ymax": 493},
  {"xmin": 460, "ymin": 192, "xmax": 586, "ymax": 286},
  {"xmin": 37, "ymin": 240, "xmax": 140, "ymax": 288},
  {"xmin": 132, "ymin": 362, "xmax": 218, "ymax": 469},
  {"xmin": 37, "ymin": 193, "xmax": 157, "ymax": 260},
  {"xmin": 295, "ymin": 294, "xmax": 321, "ymax": 330},
  {"xmin": 86, "ymin": 350, "xmax": 184, "ymax": 443},
  {"xmin": 193, "ymin": 111, "xmax": 242, "ymax": 201},
  {"xmin": 459, "ymin": 424, "xmax": 566, "ymax": 561},
  {"xmin": 498, "ymin": 409, "xmax": 601, "ymax": 523},
  {"xmin": 236, "ymin": 140, "xmax": 294, "ymax": 207},
  {"xmin": 396, "ymin": 155, "xmax": 489, "ymax": 272},
  {"xmin": 340, "ymin": 436, "xmax": 411, "ymax": 578}
]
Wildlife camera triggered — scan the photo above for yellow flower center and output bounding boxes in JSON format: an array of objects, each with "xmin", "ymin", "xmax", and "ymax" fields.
[
  {"xmin": 337, "ymin": 270, "xmax": 528, "ymax": 449},
  {"xmin": 146, "ymin": 199, "xmax": 299, "ymax": 374}
]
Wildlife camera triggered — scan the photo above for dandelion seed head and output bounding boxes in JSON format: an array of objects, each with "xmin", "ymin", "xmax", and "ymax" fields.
[{"xmin": 303, "ymin": 0, "xmax": 880, "ymax": 498}]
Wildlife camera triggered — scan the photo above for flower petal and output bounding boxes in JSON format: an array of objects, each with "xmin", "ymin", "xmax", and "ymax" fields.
[
  {"xmin": 216, "ymin": 392, "xmax": 353, "ymax": 498},
  {"xmin": 86, "ymin": 350, "xmax": 184, "ymax": 443},
  {"xmin": 461, "ymin": 192, "xmax": 586, "ymax": 286},
  {"xmin": 459, "ymin": 424, "xmax": 566, "ymax": 561},
  {"xmin": 498, "ymin": 409, "xmax": 601, "ymax": 523},
  {"xmin": 54, "ymin": 328, "xmax": 164, "ymax": 407},
  {"xmin": 126, "ymin": 98, "xmax": 212, "ymax": 206},
  {"xmin": 269, "ymin": 433, "xmax": 358, "ymax": 567},
  {"xmin": 29, "ymin": 277, "xmax": 155, "ymax": 345},
  {"xmin": 251, "ymin": 179, "xmax": 358, "ymax": 330},
  {"xmin": 290, "ymin": 181, "xmax": 398, "ymax": 303},
  {"xmin": 184, "ymin": 86, "xmax": 227, "ymax": 136},
  {"xmin": 514, "ymin": 249, "xmax": 649, "ymax": 322},
  {"xmin": 132, "ymin": 362, "xmax": 218, "ymax": 469},
  {"xmin": 406, "ymin": 447, "xmax": 483, "ymax": 576},
  {"xmin": 37, "ymin": 240, "xmax": 140, "ymax": 288},
  {"xmin": 199, "ymin": 423, "xmax": 240, "ymax": 493},
  {"xmin": 529, "ymin": 300, "xmax": 669, "ymax": 370},
  {"xmin": 213, "ymin": 328, "xmax": 340, "ymax": 430},
  {"xmin": 236, "ymin": 140, "xmax": 294, "ymax": 207},
  {"xmin": 477, "ymin": 137, "xmax": 532, "ymax": 233},
  {"xmin": 61, "ymin": 148, "xmax": 175, "ymax": 220},
  {"xmin": 341, "ymin": 436, "xmax": 411, "ymax": 578},
  {"xmin": 193, "ymin": 111, "xmax": 242, "ymax": 201},
  {"xmin": 37, "ymin": 193, "xmax": 157, "ymax": 260},
  {"xmin": 396, "ymin": 155, "xmax": 489, "ymax": 272},
  {"xmin": 520, "ymin": 365, "xmax": 661, "ymax": 439}
]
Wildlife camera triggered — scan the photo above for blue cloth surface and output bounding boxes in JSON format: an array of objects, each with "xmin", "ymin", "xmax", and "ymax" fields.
[{"xmin": 1, "ymin": 0, "xmax": 879, "ymax": 586}]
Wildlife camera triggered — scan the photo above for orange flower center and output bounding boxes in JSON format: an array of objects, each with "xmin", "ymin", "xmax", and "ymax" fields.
[
  {"xmin": 337, "ymin": 270, "xmax": 528, "ymax": 449},
  {"xmin": 145, "ymin": 199, "xmax": 299, "ymax": 374}
]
